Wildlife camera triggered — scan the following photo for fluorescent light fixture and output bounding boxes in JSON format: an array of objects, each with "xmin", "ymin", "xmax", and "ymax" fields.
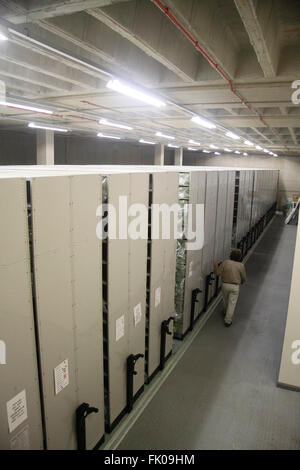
[
  {"xmin": 97, "ymin": 132, "xmax": 121, "ymax": 140},
  {"xmin": 203, "ymin": 150, "xmax": 211, "ymax": 154},
  {"xmin": 0, "ymin": 33, "xmax": 8, "ymax": 41},
  {"xmin": 273, "ymin": 153, "xmax": 278, "ymax": 157},
  {"xmin": 235, "ymin": 150, "xmax": 241, "ymax": 154},
  {"xmin": 187, "ymin": 147, "xmax": 197, "ymax": 151},
  {"xmin": 244, "ymin": 140, "xmax": 254, "ymax": 146},
  {"xmin": 191, "ymin": 115, "xmax": 216, "ymax": 129},
  {"xmin": 28, "ymin": 122, "xmax": 68, "ymax": 132},
  {"xmin": 167, "ymin": 144, "xmax": 179, "ymax": 148},
  {"xmin": 226, "ymin": 131, "xmax": 240, "ymax": 140},
  {"xmin": 0, "ymin": 100, "xmax": 53, "ymax": 114},
  {"xmin": 224, "ymin": 148, "xmax": 232, "ymax": 152},
  {"xmin": 209, "ymin": 144, "xmax": 218, "ymax": 149},
  {"xmin": 243, "ymin": 152, "xmax": 248, "ymax": 156},
  {"xmin": 99, "ymin": 118, "xmax": 132, "ymax": 130},
  {"xmin": 139, "ymin": 139, "xmax": 156, "ymax": 145},
  {"xmin": 263, "ymin": 149, "xmax": 269, "ymax": 153},
  {"xmin": 106, "ymin": 79, "xmax": 166, "ymax": 108},
  {"xmin": 156, "ymin": 131, "xmax": 175, "ymax": 140},
  {"xmin": 256, "ymin": 145, "xmax": 263, "ymax": 150},
  {"xmin": 188, "ymin": 139, "xmax": 201, "ymax": 145},
  {"xmin": 214, "ymin": 152, "xmax": 221, "ymax": 155}
]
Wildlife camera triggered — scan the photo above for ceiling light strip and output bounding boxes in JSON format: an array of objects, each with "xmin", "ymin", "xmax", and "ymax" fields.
[
  {"xmin": 0, "ymin": 100, "xmax": 53, "ymax": 114},
  {"xmin": 28, "ymin": 122, "xmax": 68, "ymax": 132},
  {"xmin": 97, "ymin": 133, "xmax": 121, "ymax": 140},
  {"xmin": 107, "ymin": 79, "xmax": 165, "ymax": 108},
  {"xmin": 99, "ymin": 118, "xmax": 133, "ymax": 130}
]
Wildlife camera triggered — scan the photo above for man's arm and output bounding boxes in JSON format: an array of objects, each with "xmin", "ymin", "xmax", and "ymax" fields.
[{"xmin": 240, "ymin": 265, "xmax": 246, "ymax": 284}]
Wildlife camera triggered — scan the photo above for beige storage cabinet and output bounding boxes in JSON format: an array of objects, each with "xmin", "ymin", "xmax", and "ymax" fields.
[
  {"xmin": 29, "ymin": 173, "xmax": 104, "ymax": 450},
  {"xmin": 202, "ymin": 171, "xmax": 218, "ymax": 308},
  {"xmin": 224, "ymin": 171, "xmax": 236, "ymax": 260},
  {"xmin": 0, "ymin": 177, "xmax": 44, "ymax": 450},
  {"xmin": 146, "ymin": 171, "xmax": 178, "ymax": 378},
  {"xmin": 103, "ymin": 172, "xmax": 148, "ymax": 432}
]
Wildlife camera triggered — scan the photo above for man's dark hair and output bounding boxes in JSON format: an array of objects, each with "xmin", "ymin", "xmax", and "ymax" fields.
[{"xmin": 230, "ymin": 248, "xmax": 242, "ymax": 262}]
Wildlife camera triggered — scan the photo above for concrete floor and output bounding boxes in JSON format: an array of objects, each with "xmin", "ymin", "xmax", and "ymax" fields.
[{"xmin": 118, "ymin": 217, "xmax": 300, "ymax": 450}]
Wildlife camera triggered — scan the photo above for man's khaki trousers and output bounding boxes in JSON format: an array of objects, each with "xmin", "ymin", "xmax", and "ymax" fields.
[{"xmin": 221, "ymin": 283, "xmax": 240, "ymax": 324}]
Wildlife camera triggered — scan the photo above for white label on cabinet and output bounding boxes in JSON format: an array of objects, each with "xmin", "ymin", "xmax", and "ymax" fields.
[
  {"xmin": 188, "ymin": 261, "xmax": 193, "ymax": 277},
  {"xmin": 54, "ymin": 359, "xmax": 69, "ymax": 395},
  {"xmin": 133, "ymin": 303, "xmax": 142, "ymax": 326},
  {"xmin": 7, "ymin": 390, "xmax": 28, "ymax": 433},
  {"xmin": 116, "ymin": 315, "xmax": 125, "ymax": 341},
  {"xmin": 0, "ymin": 339, "xmax": 6, "ymax": 364},
  {"xmin": 155, "ymin": 287, "xmax": 161, "ymax": 307}
]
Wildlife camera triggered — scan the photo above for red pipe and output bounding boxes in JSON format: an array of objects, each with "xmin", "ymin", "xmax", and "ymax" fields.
[
  {"xmin": 66, "ymin": 114, "xmax": 99, "ymax": 123},
  {"xmin": 153, "ymin": 0, "xmax": 288, "ymax": 149}
]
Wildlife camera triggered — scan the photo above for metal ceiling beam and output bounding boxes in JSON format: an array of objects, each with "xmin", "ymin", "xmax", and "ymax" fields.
[
  {"xmin": 251, "ymin": 127, "xmax": 275, "ymax": 145},
  {"xmin": 0, "ymin": 0, "xmax": 129, "ymax": 24},
  {"xmin": 32, "ymin": 14, "xmax": 181, "ymax": 86},
  {"xmin": 0, "ymin": 75, "xmax": 51, "ymax": 97},
  {"xmin": 217, "ymin": 115, "xmax": 300, "ymax": 128},
  {"xmin": 87, "ymin": 1, "xmax": 201, "ymax": 82},
  {"xmin": 0, "ymin": 57, "xmax": 73, "ymax": 92},
  {"xmin": 153, "ymin": 0, "xmax": 238, "ymax": 80},
  {"xmin": 234, "ymin": 0, "xmax": 279, "ymax": 79},
  {"xmin": 0, "ymin": 39, "xmax": 104, "ymax": 90},
  {"xmin": 288, "ymin": 128, "xmax": 298, "ymax": 145},
  {"xmin": 279, "ymin": 107, "xmax": 298, "ymax": 145}
]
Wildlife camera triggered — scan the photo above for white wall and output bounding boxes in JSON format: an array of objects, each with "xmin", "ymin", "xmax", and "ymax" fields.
[
  {"xmin": 0, "ymin": 130, "xmax": 36, "ymax": 165},
  {"xmin": 55, "ymin": 135, "xmax": 175, "ymax": 166},
  {"xmin": 55, "ymin": 135, "xmax": 154, "ymax": 165},
  {"xmin": 278, "ymin": 222, "xmax": 300, "ymax": 390},
  {"xmin": 0, "ymin": 131, "xmax": 175, "ymax": 166}
]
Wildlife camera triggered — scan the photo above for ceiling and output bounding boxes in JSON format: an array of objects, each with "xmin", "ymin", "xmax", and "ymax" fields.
[{"xmin": 0, "ymin": 0, "xmax": 299, "ymax": 157}]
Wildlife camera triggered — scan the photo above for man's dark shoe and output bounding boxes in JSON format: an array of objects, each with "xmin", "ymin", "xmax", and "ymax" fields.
[{"xmin": 224, "ymin": 321, "xmax": 232, "ymax": 327}]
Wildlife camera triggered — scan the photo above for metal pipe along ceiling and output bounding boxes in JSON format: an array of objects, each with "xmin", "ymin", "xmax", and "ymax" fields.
[{"xmin": 152, "ymin": 0, "xmax": 288, "ymax": 150}]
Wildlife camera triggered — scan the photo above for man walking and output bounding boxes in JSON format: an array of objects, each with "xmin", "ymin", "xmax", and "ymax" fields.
[{"xmin": 214, "ymin": 249, "xmax": 246, "ymax": 327}]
